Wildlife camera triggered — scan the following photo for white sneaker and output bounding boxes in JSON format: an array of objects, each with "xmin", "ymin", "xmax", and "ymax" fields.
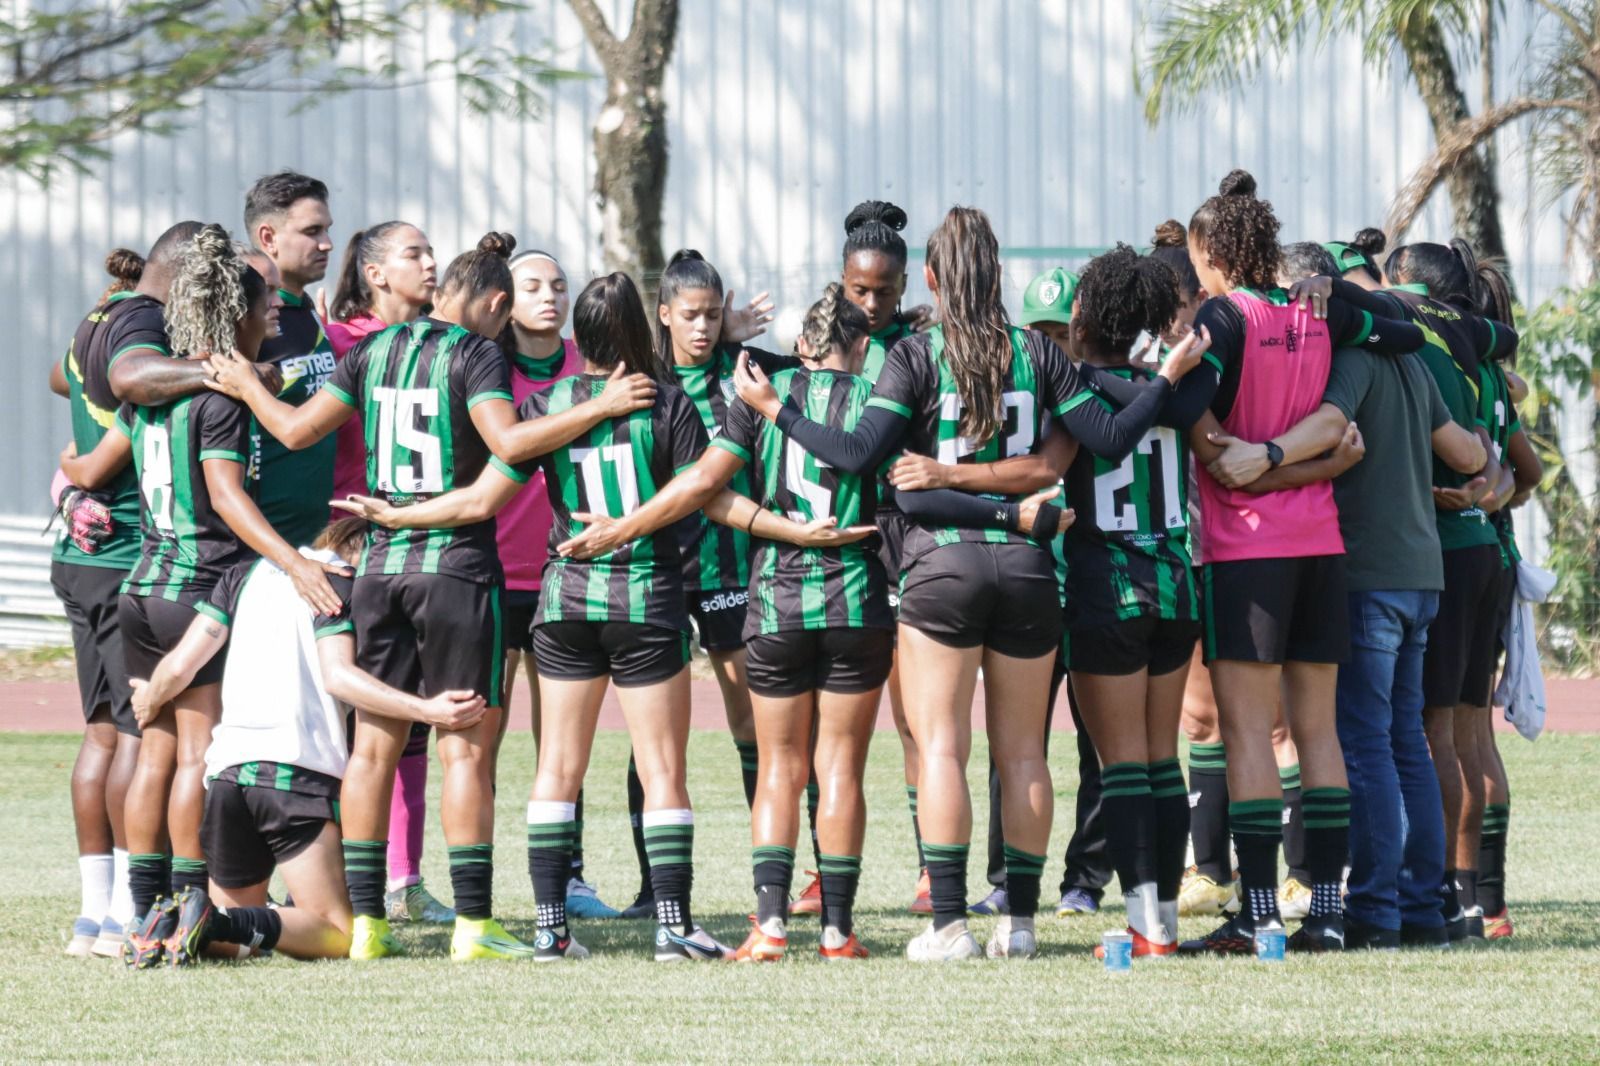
[
  {"xmin": 986, "ymin": 916, "xmax": 1038, "ymax": 959},
  {"xmin": 906, "ymin": 920, "xmax": 982, "ymax": 962},
  {"xmin": 91, "ymin": 917, "xmax": 126, "ymax": 959},
  {"xmin": 66, "ymin": 917, "xmax": 99, "ymax": 958}
]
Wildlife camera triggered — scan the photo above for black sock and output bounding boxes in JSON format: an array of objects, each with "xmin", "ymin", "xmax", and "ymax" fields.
[
  {"xmin": 170, "ymin": 856, "xmax": 208, "ymax": 897},
  {"xmin": 734, "ymin": 740, "xmax": 758, "ymax": 809},
  {"xmin": 907, "ymin": 785, "xmax": 926, "ymax": 870},
  {"xmin": 207, "ymin": 906, "xmax": 283, "ymax": 953},
  {"xmin": 1479, "ymin": 803, "xmax": 1510, "ymax": 914},
  {"xmin": 527, "ymin": 810, "xmax": 577, "ymax": 932},
  {"xmin": 342, "ymin": 840, "xmax": 387, "ymax": 920},
  {"xmin": 818, "ymin": 853, "xmax": 862, "ymax": 937},
  {"xmin": 1456, "ymin": 868, "xmax": 1479, "ymax": 914},
  {"xmin": 986, "ymin": 758, "xmax": 1006, "ymax": 889},
  {"xmin": 1149, "ymin": 758, "xmax": 1190, "ymax": 903},
  {"xmin": 752, "ymin": 845, "xmax": 794, "ymax": 926},
  {"xmin": 1003, "ymin": 846, "xmax": 1045, "ymax": 918},
  {"xmin": 923, "ymin": 842, "xmax": 969, "ymax": 930},
  {"xmin": 570, "ymin": 789, "xmax": 586, "ymax": 879},
  {"xmin": 644, "ymin": 812, "xmax": 694, "ymax": 932},
  {"xmin": 805, "ymin": 777, "xmax": 821, "ymax": 863},
  {"xmin": 1230, "ymin": 798, "xmax": 1284, "ymax": 927},
  {"xmin": 1187, "ymin": 742, "xmax": 1230, "ymax": 881},
  {"xmin": 448, "ymin": 844, "xmax": 493, "ymax": 921},
  {"xmin": 1442, "ymin": 868, "xmax": 1461, "ymax": 919},
  {"xmin": 1302, "ymin": 787, "xmax": 1350, "ymax": 918},
  {"xmin": 627, "ymin": 755, "xmax": 650, "ymax": 896},
  {"xmin": 1281, "ymin": 764, "xmax": 1310, "ymax": 883},
  {"xmin": 128, "ymin": 853, "xmax": 167, "ymax": 918},
  {"xmin": 1100, "ymin": 763, "xmax": 1155, "ymax": 892}
]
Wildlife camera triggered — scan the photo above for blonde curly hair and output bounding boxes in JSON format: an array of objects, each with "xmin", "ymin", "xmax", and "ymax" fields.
[{"xmin": 164, "ymin": 223, "xmax": 262, "ymax": 357}]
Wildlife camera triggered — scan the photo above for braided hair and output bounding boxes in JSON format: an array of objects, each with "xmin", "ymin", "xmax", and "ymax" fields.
[
  {"xmin": 842, "ymin": 200, "xmax": 908, "ymax": 271},
  {"xmin": 1073, "ymin": 244, "xmax": 1181, "ymax": 356},
  {"xmin": 165, "ymin": 223, "xmax": 266, "ymax": 357},
  {"xmin": 1188, "ymin": 169, "xmax": 1281, "ymax": 292},
  {"xmin": 797, "ymin": 282, "xmax": 871, "ymax": 365}
]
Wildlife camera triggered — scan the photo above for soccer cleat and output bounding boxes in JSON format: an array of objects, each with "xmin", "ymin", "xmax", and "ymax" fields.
[
  {"xmin": 985, "ymin": 916, "xmax": 1037, "ymax": 959},
  {"xmin": 969, "ymin": 887, "xmax": 1008, "ymax": 916},
  {"xmin": 619, "ymin": 889, "xmax": 655, "ymax": 921},
  {"xmin": 654, "ymin": 924, "xmax": 733, "ymax": 962},
  {"xmin": 790, "ymin": 871, "xmax": 823, "ymax": 916},
  {"xmin": 125, "ymin": 898, "xmax": 179, "ymax": 970},
  {"xmin": 905, "ymin": 921, "xmax": 982, "ymax": 963},
  {"xmin": 164, "ymin": 886, "xmax": 216, "ymax": 966},
  {"xmin": 532, "ymin": 925, "xmax": 590, "ymax": 962},
  {"xmin": 91, "ymin": 917, "xmax": 126, "ymax": 959},
  {"xmin": 1484, "ymin": 908, "xmax": 1514, "ymax": 940},
  {"xmin": 1344, "ymin": 918, "xmax": 1400, "ymax": 951},
  {"xmin": 1094, "ymin": 925, "xmax": 1178, "ymax": 960},
  {"xmin": 565, "ymin": 877, "xmax": 621, "ymax": 920},
  {"xmin": 66, "ymin": 917, "xmax": 100, "ymax": 958},
  {"xmin": 1177, "ymin": 915, "xmax": 1256, "ymax": 956},
  {"xmin": 348, "ymin": 914, "xmax": 405, "ymax": 960},
  {"xmin": 1178, "ymin": 867, "xmax": 1239, "ymax": 917},
  {"xmin": 1399, "ymin": 923, "xmax": 1451, "ymax": 950},
  {"xmin": 386, "ymin": 880, "xmax": 455, "ymax": 924},
  {"xmin": 451, "ymin": 917, "xmax": 537, "ymax": 961},
  {"xmin": 909, "ymin": 869, "xmax": 933, "ymax": 915},
  {"xmin": 1444, "ymin": 907, "xmax": 1468, "ymax": 943},
  {"xmin": 1462, "ymin": 906, "xmax": 1486, "ymax": 942},
  {"xmin": 1278, "ymin": 877, "xmax": 1312, "ymax": 921},
  {"xmin": 1055, "ymin": 888, "xmax": 1099, "ymax": 917},
  {"xmin": 819, "ymin": 926, "xmax": 869, "ymax": 961},
  {"xmin": 1286, "ymin": 913, "xmax": 1345, "ymax": 953},
  {"xmin": 733, "ymin": 917, "xmax": 788, "ymax": 962}
]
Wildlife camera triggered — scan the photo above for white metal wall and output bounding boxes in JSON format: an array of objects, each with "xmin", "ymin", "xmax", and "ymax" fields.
[{"xmin": 0, "ymin": 0, "xmax": 1579, "ymax": 520}]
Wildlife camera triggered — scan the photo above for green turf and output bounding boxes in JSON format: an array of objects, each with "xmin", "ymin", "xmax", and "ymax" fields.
[{"xmin": 3, "ymin": 729, "xmax": 1597, "ymax": 1063}]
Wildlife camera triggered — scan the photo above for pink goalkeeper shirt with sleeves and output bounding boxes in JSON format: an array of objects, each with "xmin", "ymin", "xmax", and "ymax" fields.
[
  {"xmin": 1195, "ymin": 290, "xmax": 1346, "ymax": 564},
  {"xmin": 497, "ymin": 339, "xmax": 584, "ymax": 591},
  {"xmin": 325, "ymin": 312, "xmax": 386, "ymax": 507}
]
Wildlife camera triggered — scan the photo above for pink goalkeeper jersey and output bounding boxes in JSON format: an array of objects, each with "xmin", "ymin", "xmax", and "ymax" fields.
[
  {"xmin": 497, "ymin": 339, "xmax": 584, "ymax": 590},
  {"xmin": 326, "ymin": 313, "xmax": 385, "ymax": 506},
  {"xmin": 1196, "ymin": 291, "xmax": 1345, "ymax": 563}
]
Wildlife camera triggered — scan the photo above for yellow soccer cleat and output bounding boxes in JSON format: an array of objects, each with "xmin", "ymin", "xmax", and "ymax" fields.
[
  {"xmin": 1278, "ymin": 877, "xmax": 1312, "ymax": 921},
  {"xmin": 450, "ymin": 917, "xmax": 537, "ymax": 961},
  {"xmin": 349, "ymin": 915, "xmax": 405, "ymax": 961},
  {"xmin": 1178, "ymin": 867, "xmax": 1240, "ymax": 918}
]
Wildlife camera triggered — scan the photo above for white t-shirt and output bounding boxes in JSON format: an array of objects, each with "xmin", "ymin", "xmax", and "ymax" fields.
[{"xmin": 202, "ymin": 548, "xmax": 353, "ymax": 785}]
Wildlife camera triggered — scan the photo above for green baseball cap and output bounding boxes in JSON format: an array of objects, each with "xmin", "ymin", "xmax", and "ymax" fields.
[
  {"xmin": 1323, "ymin": 241, "xmax": 1370, "ymax": 275},
  {"xmin": 1019, "ymin": 267, "xmax": 1078, "ymax": 327}
]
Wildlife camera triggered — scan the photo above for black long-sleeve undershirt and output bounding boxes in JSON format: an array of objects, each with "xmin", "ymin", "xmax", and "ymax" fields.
[{"xmin": 892, "ymin": 485, "xmax": 1063, "ymax": 542}]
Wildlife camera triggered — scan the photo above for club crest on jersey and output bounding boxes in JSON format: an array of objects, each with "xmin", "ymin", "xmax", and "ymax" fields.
[
  {"xmin": 719, "ymin": 376, "xmax": 738, "ymax": 403},
  {"xmin": 1038, "ymin": 280, "xmax": 1062, "ymax": 306}
]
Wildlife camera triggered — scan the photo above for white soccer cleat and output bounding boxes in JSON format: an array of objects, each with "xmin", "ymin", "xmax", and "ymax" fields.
[
  {"xmin": 906, "ymin": 920, "xmax": 982, "ymax": 962},
  {"xmin": 985, "ymin": 915, "xmax": 1038, "ymax": 959}
]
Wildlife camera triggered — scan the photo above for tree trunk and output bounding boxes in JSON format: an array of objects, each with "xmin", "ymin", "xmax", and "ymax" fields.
[{"xmin": 1400, "ymin": 15, "xmax": 1510, "ymax": 264}]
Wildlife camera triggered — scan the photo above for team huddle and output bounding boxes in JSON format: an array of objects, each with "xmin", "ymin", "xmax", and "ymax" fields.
[{"xmin": 47, "ymin": 166, "xmax": 1536, "ymax": 967}]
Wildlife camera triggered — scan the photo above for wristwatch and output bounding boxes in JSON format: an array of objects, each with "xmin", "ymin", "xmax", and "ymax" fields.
[{"xmin": 1264, "ymin": 440, "xmax": 1284, "ymax": 468}]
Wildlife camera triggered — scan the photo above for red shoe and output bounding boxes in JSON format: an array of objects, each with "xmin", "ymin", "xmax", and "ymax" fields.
[
  {"xmin": 819, "ymin": 930, "xmax": 869, "ymax": 961},
  {"xmin": 733, "ymin": 917, "xmax": 787, "ymax": 962},
  {"xmin": 1094, "ymin": 926, "xmax": 1178, "ymax": 960},
  {"xmin": 909, "ymin": 869, "xmax": 933, "ymax": 915},
  {"xmin": 790, "ymin": 871, "xmax": 823, "ymax": 917},
  {"xmin": 1484, "ymin": 908, "xmax": 1514, "ymax": 940}
]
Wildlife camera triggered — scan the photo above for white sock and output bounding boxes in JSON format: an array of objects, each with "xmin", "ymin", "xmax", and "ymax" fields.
[
  {"xmin": 1158, "ymin": 899, "xmax": 1179, "ymax": 943},
  {"xmin": 79, "ymin": 854, "xmax": 113, "ymax": 923},
  {"xmin": 110, "ymin": 848, "xmax": 133, "ymax": 925},
  {"xmin": 1125, "ymin": 883, "xmax": 1160, "ymax": 940}
]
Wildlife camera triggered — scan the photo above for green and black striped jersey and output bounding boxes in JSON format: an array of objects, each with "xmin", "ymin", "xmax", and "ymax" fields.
[
  {"xmin": 866, "ymin": 325, "xmax": 1079, "ymax": 564},
  {"xmin": 1478, "ymin": 360, "xmax": 1523, "ymax": 567},
  {"xmin": 115, "ymin": 392, "xmax": 258, "ymax": 605},
  {"xmin": 1063, "ymin": 366, "xmax": 1197, "ymax": 627},
  {"xmin": 861, "ymin": 320, "xmax": 915, "ymax": 385},
  {"xmin": 714, "ymin": 367, "xmax": 893, "ymax": 637},
  {"xmin": 256, "ymin": 291, "xmax": 339, "ymax": 547},
  {"xmin": 54, "ymin": 292, "xmax": 168, "ymax": 570},
  {"xmin": 523, "ymin": 376, "xmax": 708, "ymax": 631},
  {"xmin": 324, "ymin": 317, "xmax": 521, "ymax": 584},
  {"xmin": 672, "ymin": 345, "xmax": 798, "ymax": 592}
]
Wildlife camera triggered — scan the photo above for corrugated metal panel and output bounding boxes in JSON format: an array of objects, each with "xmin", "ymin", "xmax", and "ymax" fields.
[{"xmin": 2, "ymin": 0, "xmax": 1580, "ymax": 524}]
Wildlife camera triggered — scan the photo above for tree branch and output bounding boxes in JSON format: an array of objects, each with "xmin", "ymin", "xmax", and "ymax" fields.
[{"xmin": 567, "ymin": 0, "xmax": 619, "ymax": 70}]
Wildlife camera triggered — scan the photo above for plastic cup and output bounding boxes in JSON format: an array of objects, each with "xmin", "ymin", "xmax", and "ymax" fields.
[
  {"xmin": 1254, "ymin": 924, "xmax": 1287, "ymax": 962},
  {"xmin": 1102, "ymin": 930, "xmax": 1133, "ymax": 972}
]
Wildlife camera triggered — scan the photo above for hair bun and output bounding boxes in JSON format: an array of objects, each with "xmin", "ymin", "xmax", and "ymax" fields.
[
  {"xmin": 667, "ymin": 248, "xmax": 705, "ymax": 267},
  {"xmin": 844, "ymin": 200, "xmax": 908, "ymax": 235},
  {"xmin": 477, "ymin": 231, "xmax": 516, "ymax": 258},
  {"xmin": 1218, "ymin": 169, "xmax": 1257, "ymax": 198},
  {"xmin": 1152, "ymin": 220, "xmax": 1187, "ymax": 248},
  {"xmin": 1351, "ymin": 227, "xmax": 1387, "ymax": 256},
  {"xmin": 105, "ymin": 248, "xmax": 145, "ymax": 284}
]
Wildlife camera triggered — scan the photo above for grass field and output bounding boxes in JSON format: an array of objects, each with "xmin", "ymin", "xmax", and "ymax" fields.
[{"xmin": 3, "ymin": 729, "xmax": 1597, "ymax": 1063}]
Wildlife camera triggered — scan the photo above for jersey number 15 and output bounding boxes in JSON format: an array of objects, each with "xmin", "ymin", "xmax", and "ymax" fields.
[{"xmin": 372, "ymin": 387, "xmax": 443, "ymax": 494}]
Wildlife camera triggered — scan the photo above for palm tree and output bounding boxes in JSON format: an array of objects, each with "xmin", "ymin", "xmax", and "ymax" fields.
[{"xmin": 1141, "ymin": 0, "xmax": 1509, "ymax": 261}]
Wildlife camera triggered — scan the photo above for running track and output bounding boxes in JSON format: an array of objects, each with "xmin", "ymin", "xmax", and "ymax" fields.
[{"xmin": 3, "ymin": 678, "xmax": 1595, "ymax": 733}]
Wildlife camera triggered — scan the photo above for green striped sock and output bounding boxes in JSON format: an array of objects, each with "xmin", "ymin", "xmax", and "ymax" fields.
[
  {"xmin": 1229, "ymin": 798, "xmax": 1285, "ymax": 836},
  {"xmin": 818, "ymin": 854, "xmax": 863, "ymax": 936},
  {"xmin": 752, "ymin": 845, "xmax": 795, "ymax": 870},
  {"xmin": 448, "ymin": 843, "xmax": 494, "ymax": 921},
  {"xmin": 644, "ymin": 823, "xmax": 694, "ymax": 868},
  {"xmin": 1187, "ymin": 741, "xmax": 1226, "ymax": 774},
  {"xmin": 753, "ymin": 845, "xmax": 794, "ymax": 924},
  {"xmin": 1149, "ymin": 758, "xmax": 1187, "ymax": 799},
  {"xmin": 922, "ymin": 842, "xmax": 970, "ymax": 928},
  {"xmin": 1101, "ymin": 762, "xmax": 1152, "ymax": 798},
  {"xmin": 342, "ymin": 839, "xmax": 387, "ymax": 919},
  {"xmin": 527, "ymin": 817, "xmax": 577, "ymax": 930},
  {"xmin": 1301, "ymin": 788, "xmax": 1350, "ymax": 917},
  {"xmin": 1278, "ymin": 763, "xmax": 1302, "ymax": 792},
  {"xmin": 906, "ymin": 785, "xmax": 925, "ymax": 868},
  {"xmin": 1302, "ymin": 787, "xmax": 1351, "ymax": 830}
]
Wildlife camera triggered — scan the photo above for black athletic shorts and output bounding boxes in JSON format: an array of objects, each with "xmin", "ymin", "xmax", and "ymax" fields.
[
  {"xmin": 898, "ymin": 541, "xmax": 1062, "ymax": 659},
  {"xmin": 1423, "ymin": 544, "xmax": 1504, "ymax": 708},
  {"xmin": 201, "ymin": 775, "xmax": 338, "ymax": 889},
  {"xmin": 876, "ymin": 510, "xmax": 909, "ymax": 616},
  {"xmin": 744, "ymin": 626, "xmax": 895, "ymax": 697},
  {"xmin": 1201, "ymin": 555, "xmax": 1349, "ymax": 665},
  {"xmin": 51, "ymin": 561, "xmax": 138, "ymax": 735},
  {"xmin": 353, "ymin": 573, "xmax": 503, "ymax": 709},
  {"xmin": 685, "ymin": 586, "xmax": 748, "ymax": 652},
  {"xmin": 1492, "ymin": 561, "xmax": 1518, "ymax": 659},
  {"xmin": 118, "ymin": 591, "xmax": 228, "ymax": 689},
  {"xmin": 1066, "ymin": 617, "xmax": 1200, "ymax": 677},
  {"xmin": 503, "ymin": 588, "xmax": 540, "ymax": 654},
  {"xmin": 534, "ymin": 620, "xmax": 689, "ymax": 687}
]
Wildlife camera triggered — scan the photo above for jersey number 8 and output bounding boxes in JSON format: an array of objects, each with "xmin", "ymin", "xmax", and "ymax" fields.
[{"xmin": 372, "ymin": 387, "xmax": 443, "ymax": 494}]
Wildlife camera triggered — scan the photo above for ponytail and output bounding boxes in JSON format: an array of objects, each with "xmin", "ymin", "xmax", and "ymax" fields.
[
  {"xmin": 437, "ymin": 231, "xmax": 515, "ymax": 304},
  {"xmin": 574, "ymin": 272, "xmax": 665, "ymax": 382},
  {"xmin": 654, "ymin": 249, "xmax": 723, "ymax": 362},
  {"xmin": 925, "ymin": 206, "xmax": 1012, "ymax": 445}
]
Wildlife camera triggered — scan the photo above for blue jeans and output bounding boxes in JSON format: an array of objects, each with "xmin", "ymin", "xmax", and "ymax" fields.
[{"xmin": 1335, "ymin": 589, "xmax": 1445, "ymax": 931}]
